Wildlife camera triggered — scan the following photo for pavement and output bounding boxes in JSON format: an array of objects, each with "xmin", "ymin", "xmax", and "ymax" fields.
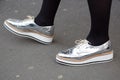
[{"xmin": 0, "ymin": 0, "xmax": 120, "ymax": 80}]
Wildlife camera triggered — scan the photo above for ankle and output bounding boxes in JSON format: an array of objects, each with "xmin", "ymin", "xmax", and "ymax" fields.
[
  {"xmin": 86, "ymin": 38, "xmax": 109, "ymax": 46},
  {"xmin": 34, "ymin": 18, "xmax": 53, "ymax": 27}
]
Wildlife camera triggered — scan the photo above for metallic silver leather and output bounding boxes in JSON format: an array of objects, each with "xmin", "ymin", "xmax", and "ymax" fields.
[
  {"xmin": 6, "ymin": 17, "xmax": 54, "ymax": 36},
  {"xmin": 58, "ymin": 40, "xmax": 113, "ymax": 59}
]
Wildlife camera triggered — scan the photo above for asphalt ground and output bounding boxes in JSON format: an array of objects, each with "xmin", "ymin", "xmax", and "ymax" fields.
[{"xmin": 0, "ymin": 0, "xmax": 120, "ymax": 80}]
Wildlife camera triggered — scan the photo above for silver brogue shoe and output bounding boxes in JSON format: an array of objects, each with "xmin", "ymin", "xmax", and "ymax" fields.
[
  {"xmin": 4, "ymin": 16, "xmax": 54, "ymax": 44},
  {"xmin": 56, "ymin": 39, "xmax": 113, "ymax": 66}
]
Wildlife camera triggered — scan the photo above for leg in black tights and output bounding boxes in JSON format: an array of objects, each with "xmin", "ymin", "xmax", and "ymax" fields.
[
  {"xmin": 35, "ymin": 0, "xmax": 112, "ymax": 46},
  {"xmin": 35, "ymin": 0, "xmax": 61, "ymax": 26},
  {"xmin": 87, "ymin": 0, "xmax": 112, "ymax": 46}
]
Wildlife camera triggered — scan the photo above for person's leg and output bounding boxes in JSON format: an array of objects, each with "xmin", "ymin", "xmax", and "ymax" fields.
[
  {"xmin": 87, "ymin": 0, "xmax": 112, "ymax": 46},
  {"xmin": 56, "ymin": 0, "xmax": 113, "ymax": 66},
  {"xmin": 4, "ymin": 0, "xmax": 61, "ymax": 44},
  {"xmin": 35, "ymin": 0, "xmax": 61, "ymax": 26}
]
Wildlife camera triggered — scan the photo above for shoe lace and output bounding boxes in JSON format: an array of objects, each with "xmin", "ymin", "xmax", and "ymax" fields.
[
  {"xmin": 75, "ymin": 39, "xmax": 86, "ymax": 45},
  {"xmin": 74, "ymin": 39, "xmax": 88, "ymax": 49},
  {"xmin": 22, "ymin": 15, "xmax": 34, "ymax": 21},
  {"xmin": 26, "ymin": 15, "xmax": 34, "ymax": 19},
  {"xmin": 63, "ymin": 40, "xmax": 88, "ymax": 54}
]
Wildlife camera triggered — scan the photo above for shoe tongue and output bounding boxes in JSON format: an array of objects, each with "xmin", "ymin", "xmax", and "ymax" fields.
[
  {"xmin": 87, "ymin": 41, "xmax": 97, "ymax": 46},
  {"xmin": 75, "ymin": 40, "xmax": 89, "ymax": 47},
  {"xmin": 83, "ymin": 39, "xmax": 92, "ymax": 45},
  {"xmin": 88, "ymin": 41, "xmax": 92, "ymax": 45},
  {"xmin": 79, "ymin": 40, "xmax": 88, "ymax": 45}
]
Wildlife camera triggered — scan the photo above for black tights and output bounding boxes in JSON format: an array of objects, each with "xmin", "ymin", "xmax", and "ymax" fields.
[
  {"xmin": 87, "ymin": 0, "xmax": 112, "ymax": 46},
  {"xmin": 35, "ymin": 0, "xmax": 61, "ymax": 26},
  {"xmin": 35, "ymin": 0, "xmax": 112, "ymax": 46}
]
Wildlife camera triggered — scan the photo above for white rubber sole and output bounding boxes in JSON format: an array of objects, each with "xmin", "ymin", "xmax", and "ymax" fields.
[
  {"xmin": 4, "ymin": 21, "xmax": 54, "ymax": 44},
  {"xmin": 56, "ymin": 51, "xmax": 113, "ymax": 66}
]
